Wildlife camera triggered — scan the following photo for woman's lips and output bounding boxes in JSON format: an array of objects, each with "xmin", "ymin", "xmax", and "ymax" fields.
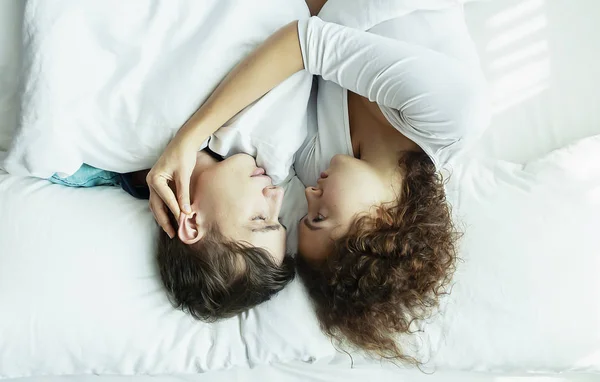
[{"xmin": 320, "ymin": 172, "xmax": 328, "ymax": 179}]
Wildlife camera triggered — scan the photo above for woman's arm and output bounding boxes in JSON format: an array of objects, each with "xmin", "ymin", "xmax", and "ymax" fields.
[
  {"xmin": 147, "ymin": 21, "xmax": 305, "ymax": 236},
  {"xmin": 298, "ymin": 17, "xmax": 486, "ymax": 136},
  {"xmin": 178, "ymin": 15, "xmax": 481, "ymax": 157}
]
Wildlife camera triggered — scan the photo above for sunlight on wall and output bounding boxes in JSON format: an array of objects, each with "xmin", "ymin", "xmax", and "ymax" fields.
[
  {"xmin": 486, "ymin": 15, "xmax": 547, "ymax": 52},
  {"xmin": 490, "ymin": 41, "xmax": 548, "ymax": 71},
  {"xmin": 485, "ymin": 0, "xmax": 550, "ymax": 114},
  {"xmin": 487, "ymin": 0, "xmax": 546, "ymax": 28}
]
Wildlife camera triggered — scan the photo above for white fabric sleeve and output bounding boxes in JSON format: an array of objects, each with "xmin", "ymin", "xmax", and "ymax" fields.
[
  {"xmin": 297, "ymin": 16, "xmax": 488, "ymax": 142},
  {"xmin": 317, "ymin": 0, "xmax": 459, "ymax": 32}
]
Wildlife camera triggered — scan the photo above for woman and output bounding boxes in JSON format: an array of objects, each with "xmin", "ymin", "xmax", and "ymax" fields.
[{"xmin": 148, "ymin": 2, "xmax": 489, "ymax": 362}]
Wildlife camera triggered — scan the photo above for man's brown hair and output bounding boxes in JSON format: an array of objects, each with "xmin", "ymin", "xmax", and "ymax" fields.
[{"xmin": 157, "ymin": 213, "xmax": 295, "ymax": 321}]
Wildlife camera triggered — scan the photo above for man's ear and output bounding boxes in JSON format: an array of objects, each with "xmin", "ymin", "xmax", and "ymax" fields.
[{"xmin": 177, "ymin": 211, "xmax": 206, "ymax": 245}]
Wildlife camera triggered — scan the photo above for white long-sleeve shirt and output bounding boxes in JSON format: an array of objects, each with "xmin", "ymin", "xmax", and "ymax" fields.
[{"xmin": 294, "ymin": 6, "xmax": 490, "ymax": 187}]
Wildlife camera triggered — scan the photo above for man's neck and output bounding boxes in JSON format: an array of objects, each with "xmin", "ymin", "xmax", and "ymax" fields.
[
  {"xmin": 195, "ymin": 149, "xmax": 220, "ymax": 170},
  {"xmin": 190, "ymin": 150, "xmax": 220, "ymax": 184}
]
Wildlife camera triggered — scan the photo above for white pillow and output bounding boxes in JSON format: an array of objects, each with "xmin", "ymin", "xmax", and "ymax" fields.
[
  {"xmin": 405, "ymin": 135, "xmax": 600, "ymax": 373},
  {"xmin": 2, "ymin": 0, "xmax": 312, "ymax": 180},
  {"xmin": 0, "ymin": 172, "xmax": 335, "ymax": 378}
]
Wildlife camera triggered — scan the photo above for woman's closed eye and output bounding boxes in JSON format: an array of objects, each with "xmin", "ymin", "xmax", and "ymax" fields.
[{"xmin": 252, "ymin": 215, "xmax": 267, "ymax": 221}]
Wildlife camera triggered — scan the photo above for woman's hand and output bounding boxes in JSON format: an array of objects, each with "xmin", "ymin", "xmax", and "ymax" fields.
[{"xmin": 146, "ymin": 137, "xmax": 197, "ymax": 238}]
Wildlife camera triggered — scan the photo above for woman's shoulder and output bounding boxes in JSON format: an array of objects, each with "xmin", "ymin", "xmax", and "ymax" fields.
[{"xmin": 317, "ymin": 0, "xmax": 459, "ymax": 31}]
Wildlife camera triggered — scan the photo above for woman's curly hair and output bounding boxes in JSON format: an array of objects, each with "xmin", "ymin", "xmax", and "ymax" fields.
[{"xmin": 296, "ymin": 150, "xmax": 460, "ymax": 364}]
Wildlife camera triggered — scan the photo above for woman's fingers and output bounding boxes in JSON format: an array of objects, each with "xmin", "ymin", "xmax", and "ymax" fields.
[
  {"xmin": 149, "ymin": 190, "xmax": 177, "ymax": 239},
  {"xmin": 145, "ymin": 141, "xmax": 196, "ymax": 237},
  {"xmin": 148, "ymin": 174, "xmax": 181, "ymax": 218},
  {"xmin": 147, "ymin": 172, "xmax": 182, "ymax": 239},
  {"xmin": 176, "ymin": 174, "xmax": 192, "ymax": 215}
]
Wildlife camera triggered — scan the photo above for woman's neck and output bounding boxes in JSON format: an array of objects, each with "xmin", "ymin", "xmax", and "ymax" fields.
[{"xmin": 348, "ymin": 91, "xmax": 421, "ymax": 172}]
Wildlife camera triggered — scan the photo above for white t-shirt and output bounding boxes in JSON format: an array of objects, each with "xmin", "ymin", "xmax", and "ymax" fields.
[{"xmin": 294, "ymin": 7, "xmax": 490, "ymax": 187}]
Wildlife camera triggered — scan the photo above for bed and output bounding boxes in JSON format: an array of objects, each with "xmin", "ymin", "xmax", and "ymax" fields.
[{"xmin": 1, "ymin": 0, "xmax": 599, "ymax": 381}]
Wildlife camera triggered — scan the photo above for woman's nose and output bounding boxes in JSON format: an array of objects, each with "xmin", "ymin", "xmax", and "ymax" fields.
[{"xmin": 304, "ymin": 186, "xmax": 322, "ymax": 198}]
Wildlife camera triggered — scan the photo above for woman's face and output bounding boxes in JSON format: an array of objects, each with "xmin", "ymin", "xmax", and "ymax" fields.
[
  {"xmin": 298, "ymin": 154, "xmax": 398, "ymax": 262},
  {"xmin": 188, "ymin": 153, "xmax": 286, "ymax": 262}
]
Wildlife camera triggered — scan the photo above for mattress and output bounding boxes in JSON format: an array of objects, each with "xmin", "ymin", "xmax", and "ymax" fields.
[{"xmin": 1, "ymin": 0, "xmax": 600, "ymax": 381}]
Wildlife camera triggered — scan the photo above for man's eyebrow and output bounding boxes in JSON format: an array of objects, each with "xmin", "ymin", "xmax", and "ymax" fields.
[
  {"xmin": 251, "ymin": 224, "xmax": 281, "ymax": 233},
  {"xmin": 303, "ymin": 217, "xmax": 322, "ymax": 231}
]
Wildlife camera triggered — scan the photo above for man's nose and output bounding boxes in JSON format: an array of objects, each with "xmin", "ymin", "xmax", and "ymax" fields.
[
  {"xmin": 264, "ymin": 185, "xmax": 284, "ymax": 198},
  {"xmin": 265, "ymin": 186, "xmax": 285, "ymax": 218}
]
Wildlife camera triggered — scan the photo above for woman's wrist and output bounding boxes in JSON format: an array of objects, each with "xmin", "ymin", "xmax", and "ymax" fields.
[{"xmin": 174, "ymin": 119, "xmax": 213, "ymax": 151}]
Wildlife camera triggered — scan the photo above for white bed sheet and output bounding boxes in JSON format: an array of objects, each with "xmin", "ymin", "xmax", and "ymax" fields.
[
  {"xmin": 1, "ymin": 0, "xmax": 600, "ymax": 380},
  {"xmin": 2, "ymin": 364, "xmax": 599, "ymax": 382}
]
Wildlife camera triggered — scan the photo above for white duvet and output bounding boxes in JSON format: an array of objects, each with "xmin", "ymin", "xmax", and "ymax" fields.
[{"xmin": 1, "ymin": 0, "xmax": 312, "ymax": 183}]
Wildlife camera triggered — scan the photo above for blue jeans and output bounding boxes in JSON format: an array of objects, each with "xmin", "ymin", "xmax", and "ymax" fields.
[
  {"xmin": 49, "ymin": 164, "xmax": 149, "ymax": 199},
  {"xmin": 50, "ymin": 164, "xmax": 121, "ymax": 187}
]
